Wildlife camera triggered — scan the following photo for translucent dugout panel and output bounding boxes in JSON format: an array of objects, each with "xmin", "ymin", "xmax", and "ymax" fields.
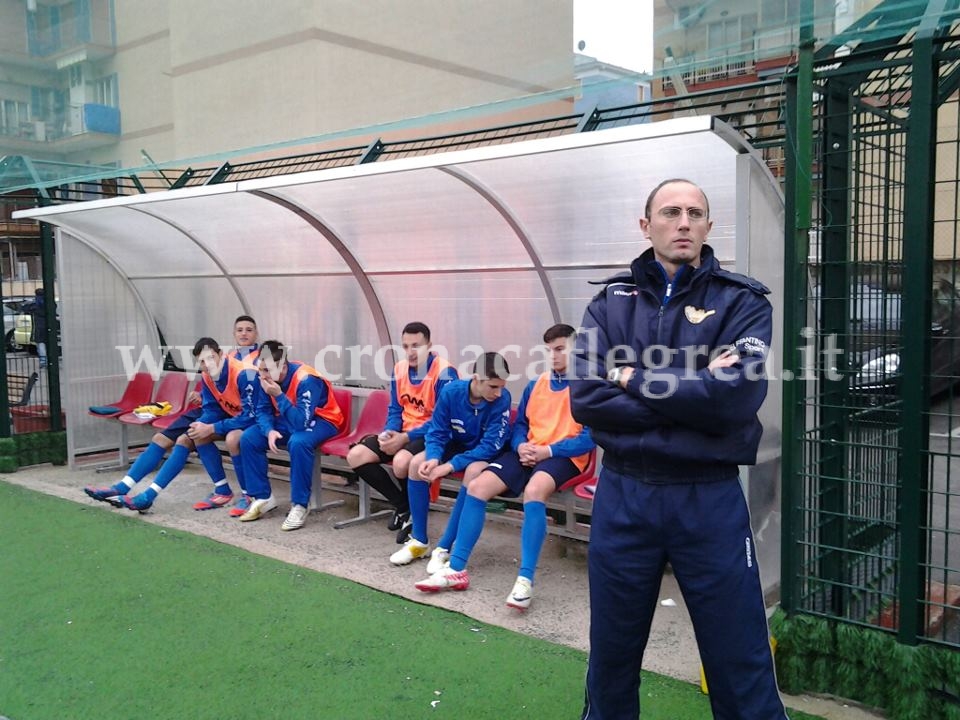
[
  {"xmin": 548, "ymin": 268, "xmax": 616, "ymax": 326},
  {"xmin": 267, "ymin": 169, "xmax": 532, "ymax": 272},
  {"xmin": 737, "ymin": 154, "xmax": 787, "ymax": 593},
  {"xmin": 371, "ymin": 270, "xmax": 555, "ymax": 395},
  {"xmin": 58, "ymin": 233, "xmax": 160, "ymax": 461},
  {"xmin": 46, "ymin": 206, "xmax": 223, "ymax": 278},
  {"xmin": 461, "ymin": 129, "xmax": 740, "ymax": 268},
  {"xmin": 235, "ymin": 275, "xmax": 379, "ymax": 382},
  {"xmin": 144, "ymin": 192, "xmax": 352, "ymax": 275},
  {"xmin": 133, "ymin": 277, "xmax": 247, "ymax": 352}
]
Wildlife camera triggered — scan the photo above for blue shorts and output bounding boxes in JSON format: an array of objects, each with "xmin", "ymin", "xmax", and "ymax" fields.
[
  {"xmin": 357, "ymin": 434, "xmax": 426, "ymax": 463},
  {"xmin": 439, "ymin": 442, "xmax": 470, "ymax": 465},
  {"xmin": 159, "ymin": 407, "xmax": 202, "ymax": 441},
  {"xmin": 485, "ymin": 450, "xmax": 580, "ymax": 497}
]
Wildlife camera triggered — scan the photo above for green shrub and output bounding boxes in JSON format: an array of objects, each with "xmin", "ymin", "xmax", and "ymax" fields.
[{"xmin": 772, "ymin": 609, "xmax": 960, "ymax": 720}]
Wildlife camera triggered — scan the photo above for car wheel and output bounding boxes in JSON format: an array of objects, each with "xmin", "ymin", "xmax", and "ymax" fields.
[{"xmin": 5, "ymin": 330, "xmax": 22, "ymax": 353}]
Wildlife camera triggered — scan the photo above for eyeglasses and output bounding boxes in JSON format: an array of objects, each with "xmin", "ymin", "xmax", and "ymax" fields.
[{"xmin": 656, "ymin": 206, "xmax": 708, "ymax": 221}]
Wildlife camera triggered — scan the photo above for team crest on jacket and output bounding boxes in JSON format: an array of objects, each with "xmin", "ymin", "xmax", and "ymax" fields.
[{"xmin": 684, "ymin": 306, "xmax": 716, "ymax": 324}]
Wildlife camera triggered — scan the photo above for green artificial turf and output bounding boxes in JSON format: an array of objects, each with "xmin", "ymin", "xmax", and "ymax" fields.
[{"xmin": 0, "ymin": 481, "xmax": 824, "ymax": 719}]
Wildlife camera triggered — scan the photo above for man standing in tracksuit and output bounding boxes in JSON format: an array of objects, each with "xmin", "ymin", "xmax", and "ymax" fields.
[{"xmin": 571, "ymin": 178, "xmax": 788, "ymax": 720}]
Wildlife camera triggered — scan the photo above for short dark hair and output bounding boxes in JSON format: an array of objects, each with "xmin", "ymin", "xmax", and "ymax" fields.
[
  {"xmin": 192, "ymin": 337, "xmax": 221, "ymax": 358},
  {"xmin": 543, "ymin": 323, "xmax": 576, "ymax": 344},
  {"xmin": 473, "ymin": 351, "xmax": 509, "ymax": 380},
  {"xmin": 260, "ymin": 340, "xmax": 287, "ymax": 364},
  {"xmin": 234, "ymin": 315, "xmax": 256, "ymax": 327},
  {"xmin": 644, "ymin": 178, "xmax": 710, "ymax": 219},
  {"xmin": 401, "ymin": 322, "xmax": 431, "ymax": 341}
]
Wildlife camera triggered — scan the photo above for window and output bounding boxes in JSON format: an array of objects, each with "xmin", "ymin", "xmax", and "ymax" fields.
[
  {"xmin": 674, "ymin": 4, "xmax": 706, "ymax": 29},
  {"xmin": 706, "ymin": 13, "xmax": 757, "ymax": 58},
  {"xmin": 761, "ymin": 0, "xmax": 799, "ymax": 27},
  {"xmin": 0, "ymin": 100, "xmax": 30, "ymax": 135},
  {"xmin": 68, "ymin": 64, "xmax": 83, "ymax": 88},
  {"xmin": 93, "ymin": 74, "xmax": 118, "ymax": 107}
]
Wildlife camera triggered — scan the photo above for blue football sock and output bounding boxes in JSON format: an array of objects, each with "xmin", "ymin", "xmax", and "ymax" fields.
[
  {"xmin": 519, "ymin": 501, "xmax": 547, "ymax": 581},
  {"xmin": 230, "ymin": 454, "xmax": 247, "ymax": 494},
  {"xmin": 143, "ymin": 444, "xmax": 190, "ymax": 501},
  {"xmin": 408, "ymin": 479, "xmax": 430, "ymax": 544},
  {"xmin": 118, "ymin": 442, "xmax": 166, "ymax": 490},
  {"xmin": 437, "ymin": 486, "xmax": 467, "ymax": 550},
  {"xmin": 196, "ymin": 442, "xmax": 227, "ymax": 486},
  {"xmin": 211, "ymin": 478, "xmax": 232, "ymax": 497},
  {"xmin": 449, "ymin": 495, "xmax": 487, "ymax": 572}
]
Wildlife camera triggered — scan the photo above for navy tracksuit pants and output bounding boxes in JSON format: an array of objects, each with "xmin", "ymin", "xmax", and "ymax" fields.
[
  {"xmin": 582, "ymin": 468, "xmax": 788, "ymax": 720},
  {"xmin": 240, "ymin": 419, "xmax": 338, "ymax": 507}
]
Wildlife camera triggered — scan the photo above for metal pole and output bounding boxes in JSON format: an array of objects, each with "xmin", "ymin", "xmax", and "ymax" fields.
[
  {"xmin": 781, "ymin": 0, "xmax": 816, "ymax": 614},
  {"xmin": 38, "ymin": 217, "xmax": 61, "ymax": 432},
  {"xmin": 896, "ymin": 0, "xmax": 943, "ymax": 645}
]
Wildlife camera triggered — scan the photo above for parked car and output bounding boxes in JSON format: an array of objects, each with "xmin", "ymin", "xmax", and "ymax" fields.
[
  {"xmin": 843, "ymin": 278, "xmax": 960, "ymax": 399},
  {"xmin": 3, "ymin": 298, "xmax": 32, "ymax": 353},
  {"xmin": 12, "ymin": 310, "xmax": 32, "ymax": 349},
  {"xmin": 9, "ymin": 298, "xmax": 59, "ymax": 355}
]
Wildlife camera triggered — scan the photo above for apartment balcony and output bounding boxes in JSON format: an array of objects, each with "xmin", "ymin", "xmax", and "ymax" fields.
[
  {"xmin": 660, "ymin": 26, "xmax": 809, "ymax": 95},
  {"xmin": 662, "ymin": 56, "xmax": 756, "ymax": 93},
  {"xmin": 0, "ymin": 104, "xmax": 119, "ymax": 153},
  {"xmin": 28, "ymin": 17, "xmax": 114, "ymax": 66}
]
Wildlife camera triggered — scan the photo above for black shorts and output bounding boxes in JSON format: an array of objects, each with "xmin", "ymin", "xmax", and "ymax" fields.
[
  {"xmin": 357, "ymin": 434, "xmax": 426, "ymax": 463},
  {"xmin": 159, "ymin": 407, "xmax": 202, "ymax": 441},
  {"xmin": 485, "ymin": 450, "xmax": 581, "ymax": 498}
]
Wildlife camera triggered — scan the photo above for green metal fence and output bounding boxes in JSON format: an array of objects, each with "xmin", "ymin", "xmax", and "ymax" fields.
[
  {"xmin": 783, "ymin": 25, "xmax": 960, "ymax": 648},
  {"xmin": 0, "ymin": 193, "xmax": 62, "ymax": 438}
]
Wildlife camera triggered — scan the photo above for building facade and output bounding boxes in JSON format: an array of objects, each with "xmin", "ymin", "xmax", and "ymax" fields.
[{"xmin": 0, "ymin": 0, "xmax": 574, "ymax": 168}]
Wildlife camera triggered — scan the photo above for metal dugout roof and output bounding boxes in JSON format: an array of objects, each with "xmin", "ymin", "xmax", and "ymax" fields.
[{"xmin": 17, "ymin": 116, "xmax": 782, "ymax": 354}]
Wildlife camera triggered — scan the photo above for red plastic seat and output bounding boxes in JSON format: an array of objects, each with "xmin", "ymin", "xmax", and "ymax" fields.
[
  {"xmin": 302, "ymin": 387, "xmax": 352, "ymax": 514},
  {"xmin": 321, "ymin": 389, "xmax": 389, "ymax": 458},
  {"xmin": 151, "ymin": 378, "xmax": 202, "ymax": 431},
  {"xmin": 558, "ymin": 447, "xmax": 598, "ymax": 494},
  {"xmin": 87, "ymin": 372, "xmax": 157, "ymax": 471},
  {"xmin": 87, "ymin": 372, "xmax": 154, "ymax": 419},
  {"xmin": 327, "ymin": 387, "xmax": 353, "ymax": 442},
  {"xmin": 117, "ymin": 372, "xmax": 192, "ymax": 427},
  {"xmin": 574, "ymin": 478, "xmax": 598, "ymax": 501}
]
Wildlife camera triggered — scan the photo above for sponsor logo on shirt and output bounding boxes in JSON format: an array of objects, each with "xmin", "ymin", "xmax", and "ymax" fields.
[
  {"xmin": 400, "ymin": 394, "xmax": 426, "ymax": 413},
  {"xmin": 735, "ymin": 336, "xmax": 767, "ymax": 355},
  {"xmin": 301, "ymin": 389, "xmax": 312, "ymax": 425}
]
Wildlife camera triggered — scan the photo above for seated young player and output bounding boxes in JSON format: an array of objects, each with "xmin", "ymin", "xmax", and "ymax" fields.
[
  {"xmin": 346, "ymin": 322, "xmax": 458, "ymax": 537},
  {"xmin": 107, "ymin": 337, "xmax": 257, "ymax": 512},
  {"xmin": 83, "ymin": 316, "xmax": 259, "ymax": 508},
  {"xmin": 415, "ymin": 324, "xmax": 593, "ymax": 607},
  {"xmin": 238, "ymin": 340, "xmax": 345, "ymax": 531},
  {"xmin": 389, "ymin": 352, "xmax": 512, "ymax": 566},
  {"xmin": 219, "ymin": 315, "xmax": 261, "ymax": 515}
]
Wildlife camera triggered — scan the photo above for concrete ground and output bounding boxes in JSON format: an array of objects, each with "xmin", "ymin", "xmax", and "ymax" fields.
[{"xmin": 5, "ymin": 460, "xmax": 887, "ymax": 720}]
